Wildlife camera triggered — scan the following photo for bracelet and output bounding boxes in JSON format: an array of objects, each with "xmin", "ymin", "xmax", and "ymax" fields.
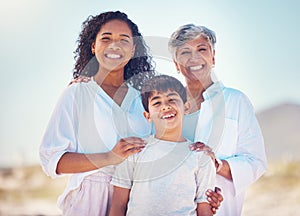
[{"xmin": 215, "ymin": 158, "xmax": 223, "ymax": 173}]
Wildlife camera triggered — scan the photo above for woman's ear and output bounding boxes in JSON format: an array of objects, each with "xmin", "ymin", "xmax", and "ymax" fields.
[
  {"xmin": 173, "ymin": 60, "xmax": 180, "ymax": 72},
  {"xmin": 131, "ymin": 45, "xmax": 136, "ymax": 58},
  {"xmin": 143, "ymin": 111, "xmax": 152, "ymax": 122},
  {"xmin": 91, "ymin": 42, "xmax": 95, "ymax": 54},
  {"xmin": 184, "ymin": 102, "xmax": 190, "ymax": 114}
]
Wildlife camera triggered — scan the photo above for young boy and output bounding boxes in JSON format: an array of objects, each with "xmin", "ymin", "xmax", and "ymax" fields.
[{"xmin": 109, "ymin": 75, "xmax": 216, "ymax": 216}]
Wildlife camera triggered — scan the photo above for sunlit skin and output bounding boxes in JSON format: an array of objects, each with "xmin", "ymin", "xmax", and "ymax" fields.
[
  {"xmin": 174, "ymin": 36, "xmax": 233, "ymax": 183},
  {"xmin": 174, "ymin": 36, "xmax": 215, "ymax": 114},
  {"xmin": 92, "ymin": 19, "xmax": 135, "ymax": 106},
  {"xmin": 143, "ymin": 90, "xmax": 190, "ymax": 142},
  {"xmin": 68, "ymin": 30, "xmax": 224, "ymax": 214},
  {"xmin": 56, "ymin": 20, "xmax": 145, "ymax": 175}
]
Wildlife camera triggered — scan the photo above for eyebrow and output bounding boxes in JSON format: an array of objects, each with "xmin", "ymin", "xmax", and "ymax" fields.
[
  {"xmin": 149, "ymin": 92, "xmax": 179, "ymax": 102},
  {"xmin": 101, "ymin": 32, "xmax": 131, "ymax": 38}
]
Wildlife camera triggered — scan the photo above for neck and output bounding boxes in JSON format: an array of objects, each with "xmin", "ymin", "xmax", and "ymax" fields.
[
  {"xmin": 185, "ymin": 79, "xmax": 213, "ymax": 113},
  {"xmin": 155, "ymin": 127, "xmax": 186, "ymax": 142},
  {"xmin": 93, "ymin": 68, "xmax": 125, "ymax": 87}
]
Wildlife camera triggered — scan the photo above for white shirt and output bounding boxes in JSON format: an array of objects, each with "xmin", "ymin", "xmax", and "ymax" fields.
[
  {"xmin": 183, "ymin": 81, "xmax": 267, "ymax": 216},
  {"xmin": 39, "ymin": 79, "xmax": 152, "ymax": 208},
  {"xmin": 111, "ymin": 136, "xmax": 216, "ymax": 216}
]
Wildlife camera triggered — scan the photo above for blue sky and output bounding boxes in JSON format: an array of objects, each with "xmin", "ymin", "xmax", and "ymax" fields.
[{"xmin": 1, "ymin": 0, "xmax": 299, "ymax": 167}]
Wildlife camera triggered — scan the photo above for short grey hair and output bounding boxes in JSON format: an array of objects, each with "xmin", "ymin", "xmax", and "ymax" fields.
[{"xmin": 168, "ymin": 24, "xmax": 216, "ymax": 58}]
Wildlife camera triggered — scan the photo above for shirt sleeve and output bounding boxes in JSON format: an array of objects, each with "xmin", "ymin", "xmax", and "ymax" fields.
[
  {"xmin": 39, "ymin": 84, "xmax": 78, "ymax": 179},
  {"xmin": 195, "ymin": 153, "xmax": 216, "ymax": 203},
  {"xmin": 225, "ymin": 93, "xmax": 267, "ymax": 195},
  {"xmin": 111, "ymin": 156, "xmax": 135, "ymax": 189}
]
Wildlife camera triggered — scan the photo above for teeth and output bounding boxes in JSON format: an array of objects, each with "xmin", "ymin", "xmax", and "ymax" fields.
[
  {"xmin": 189, "ymin": 65, "xmax": 203, "ymax": 71},
  {"xmin": 162, "ymin": 113, "xmax": 175, "ymax": 119},
  {"xmin": 106, "ymin": 54, "xmax": 121, "ymax": 59}
]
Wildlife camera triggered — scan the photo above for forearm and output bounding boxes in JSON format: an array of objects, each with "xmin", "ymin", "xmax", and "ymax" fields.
[
  {"xmin": 109, "ymin": 186, "xmax": 129, "ymax": 216},
  {"xmin": 197, "ymin": 203, "xmax": 213, "ymax": 216},
  {"xmin": 109, "ymin": 204, "xmax": 127, "ymax": 216},
  {"xmin": 216, "ymin": 159, "xmax": 232, "ymax": 181},
  {"xmin": 56, "ymin": 151, "xmax": 121, "ymax": 174}
]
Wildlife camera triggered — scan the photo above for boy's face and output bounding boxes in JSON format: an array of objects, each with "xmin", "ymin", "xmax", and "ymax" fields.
[{"xmin": 144, "ymin": 90, "xmax": 189, "ymax": 132}]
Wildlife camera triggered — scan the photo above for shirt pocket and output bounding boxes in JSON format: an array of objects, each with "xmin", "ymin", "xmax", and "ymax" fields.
[{"xmin": 216, "ymin": 118, "xmax": 238, "ymax": 157}]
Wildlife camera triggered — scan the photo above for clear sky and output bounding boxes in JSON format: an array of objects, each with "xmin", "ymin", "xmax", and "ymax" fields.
[{"xmin": 1, "ymin": 0, "xmax": 299, "ymax": 167}]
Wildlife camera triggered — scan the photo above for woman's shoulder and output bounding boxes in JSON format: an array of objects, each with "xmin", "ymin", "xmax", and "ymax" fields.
[{"xmin": 221, "ymin": 85, "xmax": 250, "ymax": 102}]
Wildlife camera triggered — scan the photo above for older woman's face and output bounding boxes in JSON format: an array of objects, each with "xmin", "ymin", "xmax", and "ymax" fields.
[{"xmin": 174, "ymin": 36, "xmax": 215, "ymax": 84}]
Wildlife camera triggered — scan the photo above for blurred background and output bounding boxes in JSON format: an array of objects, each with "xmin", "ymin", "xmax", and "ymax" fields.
[{"xmin": 0, "ymin": 0, "xmax": 299, "ymax": 215}]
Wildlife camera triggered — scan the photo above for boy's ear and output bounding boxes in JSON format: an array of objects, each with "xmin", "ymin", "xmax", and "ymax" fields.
[
  {"xmin": 143, "ymin": 111, "xmax": 152, "ymax": 122},
  {"xmin": 184, "ymin": 101, "xmax": 190, "ymax": 114}
]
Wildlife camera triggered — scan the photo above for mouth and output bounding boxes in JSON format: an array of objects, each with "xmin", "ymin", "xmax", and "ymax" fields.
[
  {"xmin": 188, "ymin": 64, "xmax": 204, "ymax": 72},
  {"xmin": 161, "ymin": 112, "xmax": 176, "ymax": 120},
  {"xmin": 105, "ymin": 53, "xmax": 122, "ymax": 59}
]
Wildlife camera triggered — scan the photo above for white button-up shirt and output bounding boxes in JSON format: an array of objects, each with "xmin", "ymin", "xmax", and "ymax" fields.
[
  {"xmin": 183, "ymin": 81, "xmax": 267, "ymax": 216},
  {"xmin": 39, "ymin": 79, "xmax": 152, "ymax": 208}
]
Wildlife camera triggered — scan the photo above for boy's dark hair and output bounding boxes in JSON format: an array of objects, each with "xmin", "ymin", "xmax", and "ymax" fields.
[{"xmin": 141, "ymin": 75, "xmax": 187, "ymax": 112}]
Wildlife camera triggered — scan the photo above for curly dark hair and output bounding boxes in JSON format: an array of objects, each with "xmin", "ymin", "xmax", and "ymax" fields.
[{"xmin": 73, "ymin": 11, "xmax": 156, "ymax": 90}]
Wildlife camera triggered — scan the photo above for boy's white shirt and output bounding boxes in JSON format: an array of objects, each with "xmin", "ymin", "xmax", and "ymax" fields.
[{"xmin": 111, "ymin": 135, "xmax": 216, "ymax": 216}]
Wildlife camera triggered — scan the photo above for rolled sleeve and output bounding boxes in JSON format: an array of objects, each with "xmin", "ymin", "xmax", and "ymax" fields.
[
  {"xmin": 39, "ymin": 85, "xmax": 78, "ymax": 178},
  {"xmin": 226, "ymin": 95, "xmax": 267, "ymax": 195},
  {"xmin": 195, "ymin": 154, "xmax": 216, "ymax": 203},
  {"xmin": 111, "ymin": 157, "xmax": 134, "ymax": 189}
]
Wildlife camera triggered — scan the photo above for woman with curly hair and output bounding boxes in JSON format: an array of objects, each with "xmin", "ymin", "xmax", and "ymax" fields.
[{"xmin": 39, "ymin": 11, "xmax": 156, "ymax": 216}]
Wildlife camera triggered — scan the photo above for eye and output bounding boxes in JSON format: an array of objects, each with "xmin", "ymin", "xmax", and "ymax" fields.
[
  {"xmin": 199, "ymin": 48, "xmax": 207, "ymax": 52},
  {"xmin": 169, "ymin": 98, "xmax": 179, "ymax": 103},
  {"xmin": 101, "ymin": 37, "xmax": 111, "ymax": 42},
  {"xmin": 153, "ymin": 101, "xmax": 161, "ymax": 106},
  {"xmin": 179, "ymin": 51, "xmax": 191, "ymax": 56},
  {"xmin": 120, "ymin": 38, "xmax": 130, "ymax": 43}
]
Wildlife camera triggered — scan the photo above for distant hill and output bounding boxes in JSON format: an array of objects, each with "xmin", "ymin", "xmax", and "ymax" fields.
[{"xmin": 256, "ymin": 103, "xmax": 300, "ymax": 162}]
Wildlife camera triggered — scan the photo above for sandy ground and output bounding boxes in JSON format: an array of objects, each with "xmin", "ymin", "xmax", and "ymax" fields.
[{"xmin": 0, "ymin": 162, "xmax": 299, "ymax": 216}]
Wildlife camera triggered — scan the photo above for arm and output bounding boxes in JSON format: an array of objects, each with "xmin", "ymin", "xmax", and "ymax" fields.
[
  {"xmin": 223, "ymin": 94, "xmax": 267, "ymax": 195},
  {"xmin": 109, "ymin": 186, "xmax": 130, "ymax": 216},
  {"xmin": 190, "ymin": 142, "xmax": 223, "ymax": 213},
  {"xmin": 40, "ymin": 85, "xmax": 145, "ymax": 177},
  {"xmin": 216, "ymin": 159, "xmax": 232, "ymax": 180},
  {"xmin": 197, "ymin": 202, "xmax": 213, "ymax": 216},
  {"xmin": 56, "ymin": 137, "xmax": 145, "ymax": 174},
  {"xmin": 196, "ymin": 154, "xmax": 216, "ymax": 216}
]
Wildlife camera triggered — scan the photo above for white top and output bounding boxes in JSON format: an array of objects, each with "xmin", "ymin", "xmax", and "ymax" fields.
[
  {"xmin": 183, "ymin": 81, "xmax": 267, "ymax": 216},
  {"xmin": 39, "ymin": 79, "xmax": 152, "ymax": 208},
  {"xmin": 111, "ymin": 135, "xmax": 216, "ymax": 216}
]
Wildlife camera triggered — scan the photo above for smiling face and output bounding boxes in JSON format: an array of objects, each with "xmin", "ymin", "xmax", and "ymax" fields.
[
  {"xmin": 174, "ymin": 35, "xmax": 215, "ymax": 86},
  {"xmin": 91, "ymin": 19, "xmax": 135, "ymax": 73},
  {"xmin": 144, "ymin": 90, "xmax": 189, "ymax": 140}
]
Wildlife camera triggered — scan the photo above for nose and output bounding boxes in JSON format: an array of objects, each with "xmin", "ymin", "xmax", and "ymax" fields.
[
  {"xmin": 108, "ymin": 40, "xmax": 121, "ymax": 50},
  {"xmin": 190, "ymin": 50, "xmax": 203, "ymax": 60},
  {"xmin": 161, "ymin": 101, "xmax": 171, "ymax": 111}
]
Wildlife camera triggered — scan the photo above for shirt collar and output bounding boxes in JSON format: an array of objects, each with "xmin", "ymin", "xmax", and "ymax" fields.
[{"xmin": 203, "ymin": 81, "xmax": 225, "ymax": 101}]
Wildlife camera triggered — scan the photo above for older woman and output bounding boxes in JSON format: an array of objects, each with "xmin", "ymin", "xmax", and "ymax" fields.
[{"xmin": 168, "ymin": 24, "xmax": 267, "ymax": 216}]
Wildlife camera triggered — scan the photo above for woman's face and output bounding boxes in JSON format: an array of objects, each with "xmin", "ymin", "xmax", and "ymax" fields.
[
  {"xmin": 174, "ymin": 36, "xmax": 215, "ymax": 84},
  {"xmin": 92, "ymin": 19, "xmax": 135, "ymax": 73}
]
